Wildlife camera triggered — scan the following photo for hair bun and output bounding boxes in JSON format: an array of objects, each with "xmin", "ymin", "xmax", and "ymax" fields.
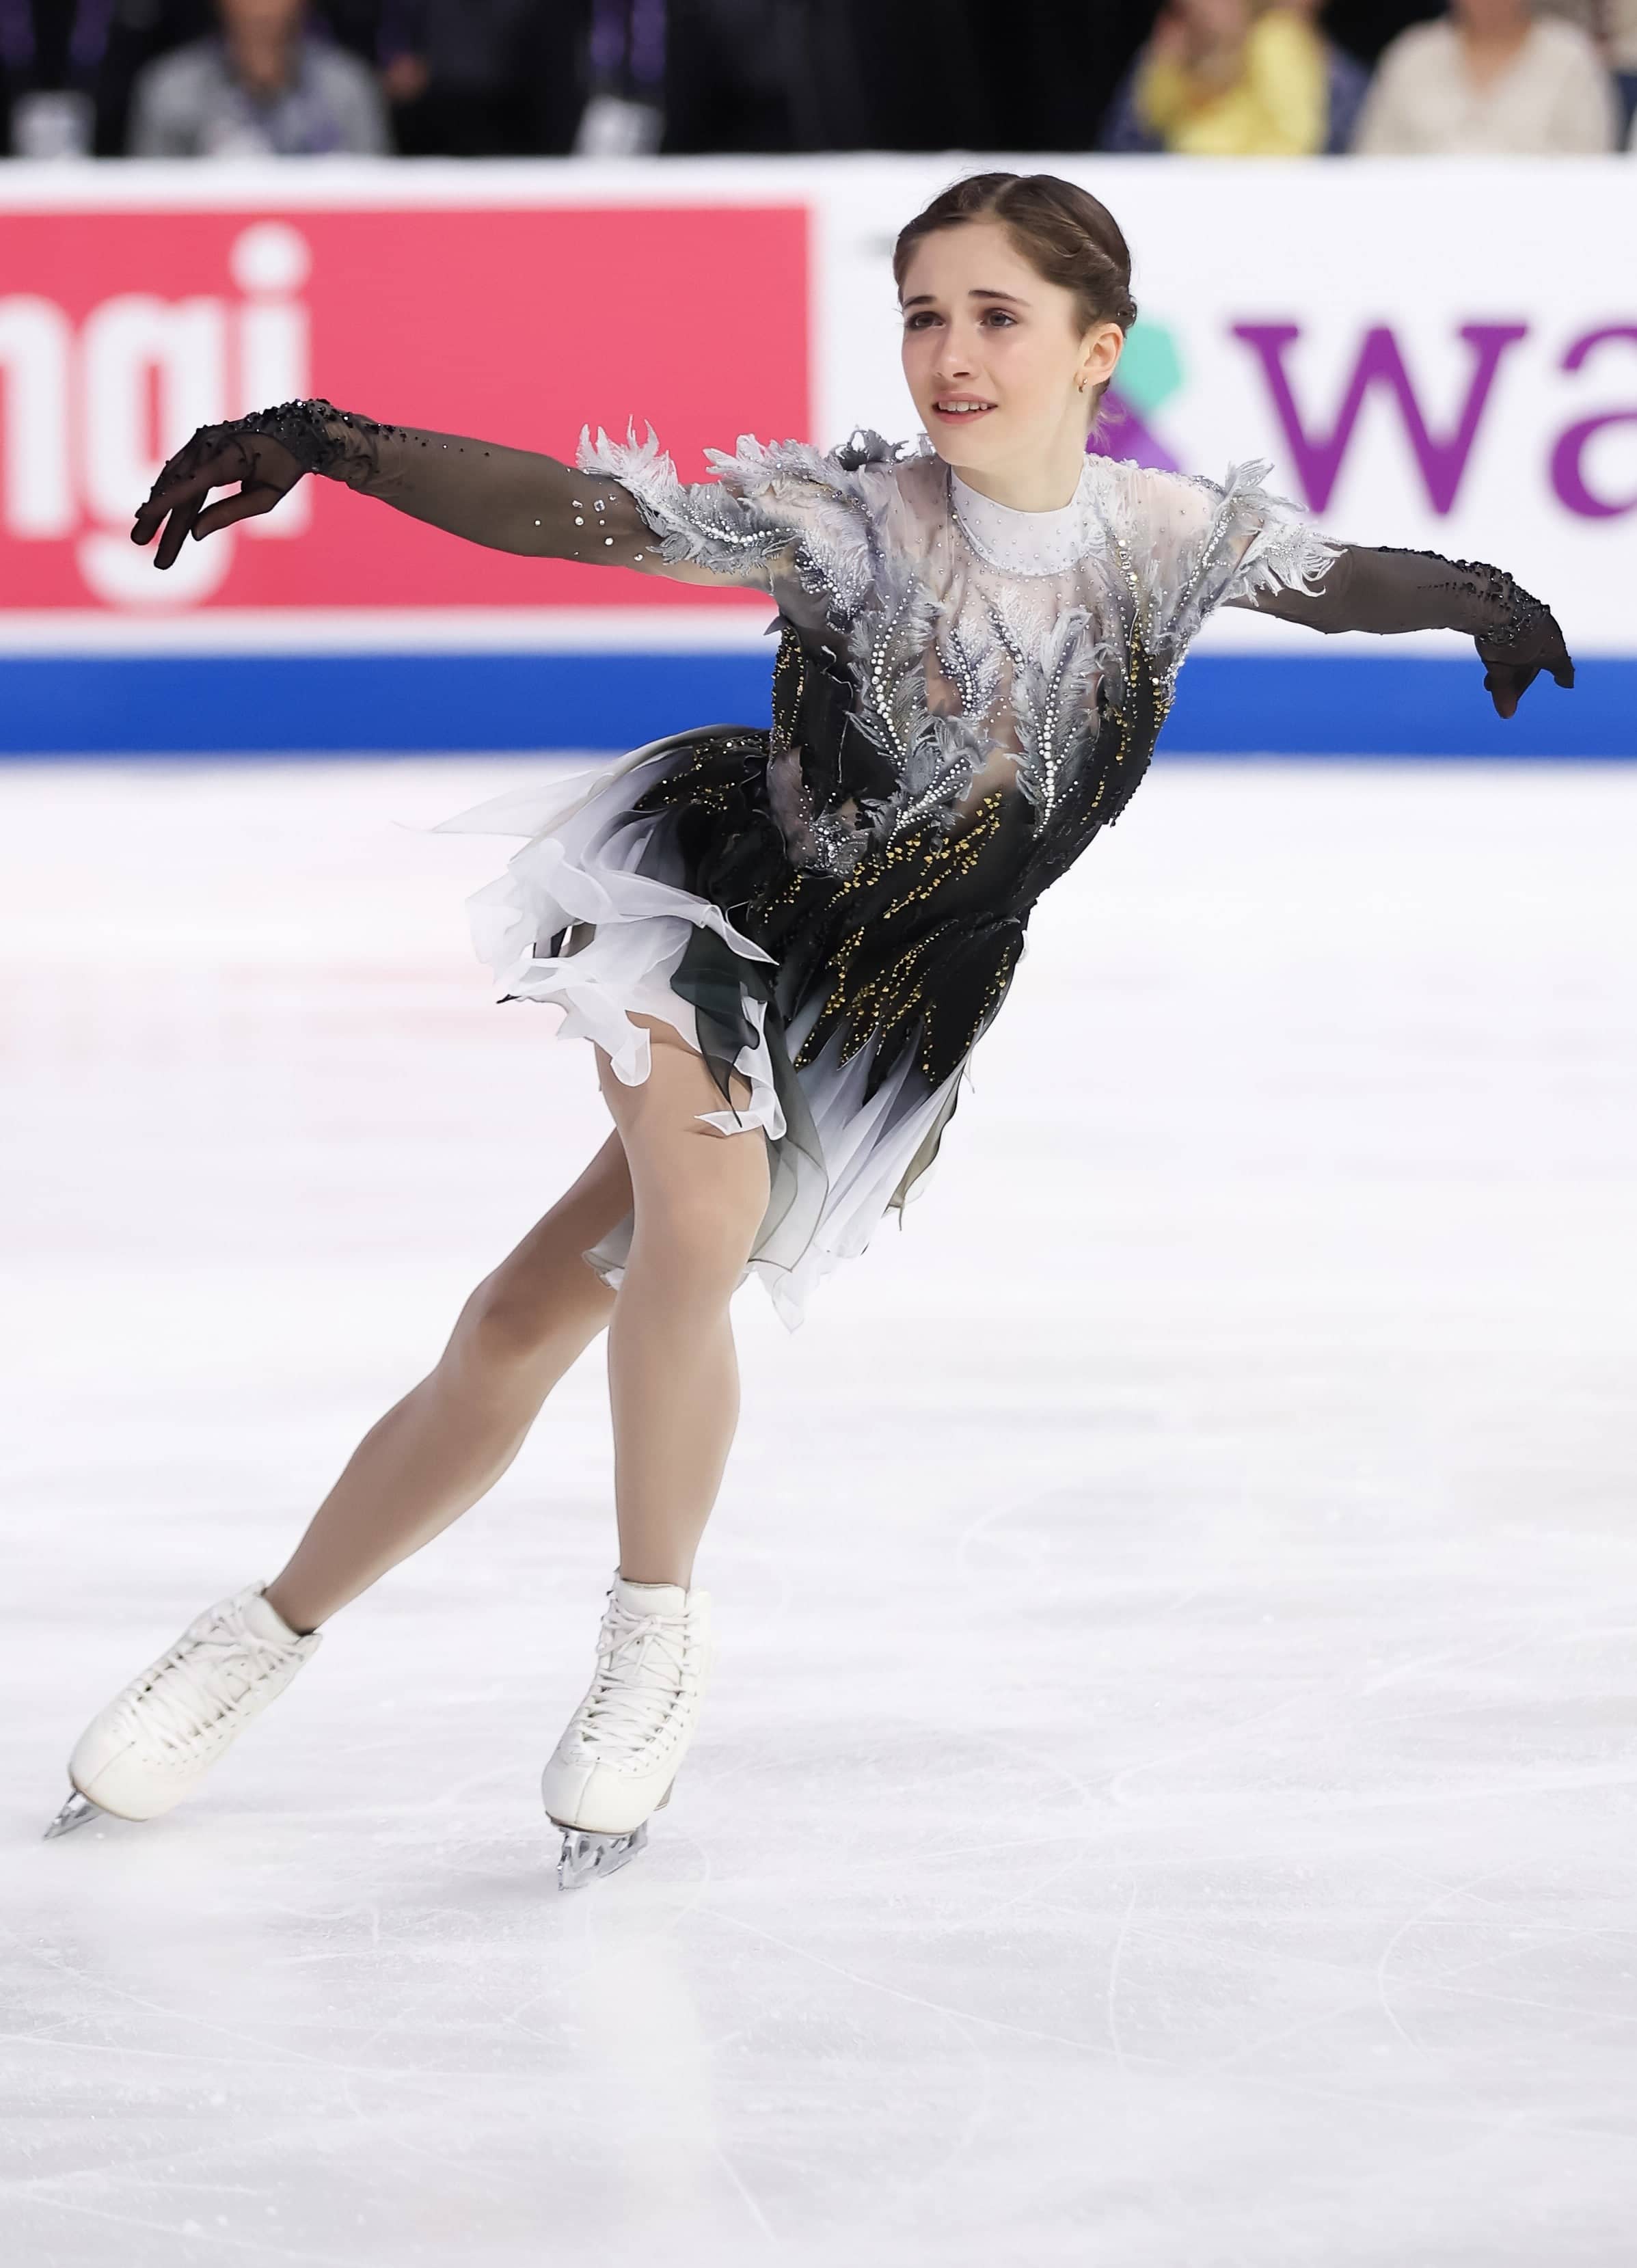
[{"xmin": 893, "ymin": 172, "xmax": 1138, "ymax": 339}]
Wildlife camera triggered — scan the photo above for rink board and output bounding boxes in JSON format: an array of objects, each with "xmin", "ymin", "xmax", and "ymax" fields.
[
  {"xmin": 0, "ymin": 651, "xmax": 1625, "ymax": 759},
  {"xmin": 0, "ymin": 156, "xmax": 1631, "ymax": 756}
]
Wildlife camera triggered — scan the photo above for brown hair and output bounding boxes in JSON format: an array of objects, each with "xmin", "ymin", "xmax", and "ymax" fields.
[{"xmin": 892, "ymin": 172, "xmax": 1137, "ymax": 427}]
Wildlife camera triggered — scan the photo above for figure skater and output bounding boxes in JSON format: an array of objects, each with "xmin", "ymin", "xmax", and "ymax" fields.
[{"xmin": 47, "ymin": 172, "xmax": 1573, "ymax": 1888}]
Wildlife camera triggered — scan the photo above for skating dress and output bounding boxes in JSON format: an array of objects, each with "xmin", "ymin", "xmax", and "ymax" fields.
[{"xmin": 157, "ymin": 406, "xmax": 1573, "ymax": 1330}]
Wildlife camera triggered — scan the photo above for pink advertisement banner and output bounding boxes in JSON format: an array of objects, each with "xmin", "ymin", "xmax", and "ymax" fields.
[{"xmin": 0, "ymin": 197, "xmax": 804, "ymax": 617}]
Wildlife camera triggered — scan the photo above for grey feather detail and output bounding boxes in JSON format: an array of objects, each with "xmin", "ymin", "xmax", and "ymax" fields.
[
  {"xmin": 576, "ymin": 422, "xmax": 792, "ymax": 581},
  {"xmin": 1003, "ymin": 605, "xmax": 1102, "ymax": 825},
  {"xmin": 839, "ymin": 543, "xmax": 992, "ymax": 846},
  {"xmin": 1211, "ymin": 457, "xmax": 1344, "ymax": 605},
  {"xmin": 857, "ymin": 711, "xmax": 989, "ymax": 846},
  {"xmin": 707, "ymin": 434, "xmax": 886, "ymax": 613},
  {"xmin": 1165, "ymin": 458, "xmax": 1345, "ymax": 653},
  {"xmin": 576, "ymin": 423, "xmax": 877, "ymax": 594},
  {"xmin": 936, "ymin": 621, "xmax": 1004, "ymax": 725},
  {"xmin": 577, "ymin": 425, "xmax": 924, "ymax": 619},
  {"xmin": 850, "ymin": 548, "xmax": 945, "ymax": 768}
]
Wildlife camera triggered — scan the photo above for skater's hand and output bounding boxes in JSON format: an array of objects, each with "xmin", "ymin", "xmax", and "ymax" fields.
[
  {"xmin": 131, "ymin": 426, "xmax": 307, "ymax": 569},
  {"xmin": 1476, "ymin": 608, "xmax": 1575, "ymax": 720}
]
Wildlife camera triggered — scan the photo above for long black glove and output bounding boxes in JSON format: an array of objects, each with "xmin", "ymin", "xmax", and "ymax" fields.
[
  {"xmin": 130, "ymin": 398, "xmax": 660, "ymax": 570},
  {"xmin": 1229, "ymin": 543, "xmax": 1575, "ymax": 720}
]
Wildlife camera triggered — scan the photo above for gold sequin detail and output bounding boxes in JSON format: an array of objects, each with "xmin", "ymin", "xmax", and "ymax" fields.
[{"xmin": 782, "ymin": 788, "xmax": 1010, "ymax": 1079}]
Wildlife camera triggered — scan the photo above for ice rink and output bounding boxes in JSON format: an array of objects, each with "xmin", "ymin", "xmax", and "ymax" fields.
[{"xmin": 3, "ymin": 753, "xmax": 1635, "ymax": 2268}]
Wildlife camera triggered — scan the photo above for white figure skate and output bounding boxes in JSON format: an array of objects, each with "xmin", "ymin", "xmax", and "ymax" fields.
[
  {"xmin": 44, "ymin": 1584, "xmax": 321, "ymax": 1838},
  {"xmin": 542, "ymin": 1571, "xmax": 715, "ymax": 1890}
]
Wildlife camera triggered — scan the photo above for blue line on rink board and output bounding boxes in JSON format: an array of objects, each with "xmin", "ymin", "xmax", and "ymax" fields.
[{"xmin": 0, "ymin": 652, "xmax": 1629, "ymax": 759}]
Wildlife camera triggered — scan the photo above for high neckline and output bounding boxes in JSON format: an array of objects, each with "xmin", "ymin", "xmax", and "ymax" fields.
[{"xmin": 947, "ymin": 459, "xmax": 1104, "ymax": 577}]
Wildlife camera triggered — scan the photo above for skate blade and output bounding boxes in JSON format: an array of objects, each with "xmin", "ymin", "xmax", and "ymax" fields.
[
  {"xmin": 555, "ymin": 1819, "xmax": 649, "ymax": 1891},
  {"xmin": 43, "ymin": 1791, "xmax": 104, "ymax": 1840}
]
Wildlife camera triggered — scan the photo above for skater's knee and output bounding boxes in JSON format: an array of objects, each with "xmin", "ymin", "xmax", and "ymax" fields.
[
  {"xmin": 450, "ymin": 1267, "xmax": 595, "ymax": 1375},
  {"xmin": 632, "ymin": 1184, "xmax": 764, "ymax": 1292}
]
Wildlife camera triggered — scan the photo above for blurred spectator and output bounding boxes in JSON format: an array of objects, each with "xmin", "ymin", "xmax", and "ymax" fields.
[
  {"xmin": 1, "ymin": 0, "xmax": 117, "ymax": 154},
  {"xmin": 1534, "ymin": 0, "xmax": 1637, "ymax": 131},
  {"xmin": 658, "ymin": 0, "xmax": 866, "ymax": 155},
  {"xmin": 575, "ymin": 0, "xmax": 662, "ymax": 153},
  {"xmin": 1, "ymin": 5, "xmax": 398, "ymax": 159},
  {"xmin": 1104, "ymin": 0, "xmax": 1330, "ymax": 154},
  {"xmin": 1351, "ymin": 0, "xmax": 1621, "ymax": 148},
  {"xmin": 12, "ymin": 0, "xmax": 1629, "ymax": 162},
  {"xmin": 1277, "ymin": 0, "xmax": 1372, "ymax": 144},
  {"xmin": 380, "ymin": 1, "xmax": 585, "ymax": 157},
  {"xmin": 127, "ymin": 0, "xmax": 390, "ymax": 154},
  {"xmin": 1102, "ymin": 0, "xmax": 1369, "ymax": 150}
]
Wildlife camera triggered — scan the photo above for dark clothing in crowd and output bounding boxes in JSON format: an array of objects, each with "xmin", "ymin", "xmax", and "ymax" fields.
[
  {"xmin": 382, "ymin": 0, "xmax": 587, "ymax": 155},
  {"xmin": 128, "ymin": 30, "xmax": 388, "ymax": 153},
  {"xmin": 5, "ymin": 0, "xmax": 1616, "ymax": 161},
  {"xmin": 3, "ymin": 1, "xmax": 383, "ymax": 155}
]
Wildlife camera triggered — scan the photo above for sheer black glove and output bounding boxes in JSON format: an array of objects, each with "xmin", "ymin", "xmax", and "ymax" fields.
[
  {"xmin": 1472, "ymin": 604, "xmax": 1576, "ymax": 721},
  {"xmin": 131, "ymin": 398, "xmax": 662, "ymax": 569},
  {"xmin": 131, "ymin": 422, "xmax": 312, "ymax": 568},
  {"xmin": 1230, "ymin": 543, "xmax": 1575, "ymax": 720}
]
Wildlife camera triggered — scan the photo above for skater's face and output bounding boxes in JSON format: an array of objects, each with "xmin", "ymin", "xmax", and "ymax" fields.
[{"xmin": 899, "ymin": 220, "xmax": 1122, "ymax": 496}]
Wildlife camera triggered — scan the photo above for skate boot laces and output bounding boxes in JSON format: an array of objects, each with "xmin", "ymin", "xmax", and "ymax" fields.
[
  {"xmin": 125, "ymin": 1608, "xmax": 298, "ymax": 1759},
  {"xmin": 572, "ymin": 1600, "xmax": 696, "ymax": 1756}
]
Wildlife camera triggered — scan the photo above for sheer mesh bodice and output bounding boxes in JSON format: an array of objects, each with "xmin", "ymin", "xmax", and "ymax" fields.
[{"xmin": 573, "ymin": 425, "xmax": 1349, "ymax": 869}]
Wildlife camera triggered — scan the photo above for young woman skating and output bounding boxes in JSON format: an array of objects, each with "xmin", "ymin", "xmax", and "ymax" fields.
[{"xmin": 49, "ymin": 172, "xmax": 1573, "ymax": 1889}]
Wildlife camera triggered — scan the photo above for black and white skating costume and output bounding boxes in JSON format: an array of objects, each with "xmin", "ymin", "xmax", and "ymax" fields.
[
  {"xmin": 133, "ymin": 405, "xmax": 1575, "ymax": 1329},
  {"xmin": 373, "ymin": 414, "xmax": 1571, "ymax": 1329},
  {"xmin": 46, "ymin": 402, "xmax": 1573, "ymax": 1871}
]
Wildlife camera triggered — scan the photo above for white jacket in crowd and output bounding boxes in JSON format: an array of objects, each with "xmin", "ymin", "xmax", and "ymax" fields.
[{"xmin": 1352, "ymin": 14, "xmax": 1621, "ymax": 152}]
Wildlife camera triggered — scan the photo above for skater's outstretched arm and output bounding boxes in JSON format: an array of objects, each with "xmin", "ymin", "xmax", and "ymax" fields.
[
  {"xmin": 129, "ymin": 400, "xmax": 758, "ymax": 589},
  {"xmin": 1226, "ymin": 543, "xmax": 1575, "ymax": 720}
]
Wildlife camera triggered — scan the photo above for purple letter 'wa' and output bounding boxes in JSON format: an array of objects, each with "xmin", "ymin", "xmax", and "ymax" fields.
[
  {"xmin": 1231, "ymin": 324, "xmax": 1528, "ymax": 515},
  {"xmin": 1551, "ymin": 327, "xmax": 1637, "ymax": 519}
]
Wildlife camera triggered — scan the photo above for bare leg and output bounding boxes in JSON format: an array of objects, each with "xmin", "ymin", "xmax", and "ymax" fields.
[
  {"xmin": 263, "ymin": 1131, "xmax": 634, "ymax": 1634},
  {"xmin": 594, "ymin": 1014, "xmax": 771, "ymax": 1591}
]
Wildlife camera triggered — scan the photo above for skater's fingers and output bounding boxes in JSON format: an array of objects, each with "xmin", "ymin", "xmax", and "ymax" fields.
[
  {"xmin": 131, "ymin": 445, "xmax": 247, "ymax": 545},
  {"xmin": 131, "ymin": 492, "xmax": 180, "ymax": 546},
  {"xmin": 191, "ymin": 486, "xmax": 280, "ymax": 542},
  {"xmin": 1544, "ymin": 622, "xmax": 1576, "ymax": 691},
  {"xmin": 1484, "ymin": 660, "xmax": 1538, "ymax": 720},
  {"xmin": 1474, "ymin": 607, "xmax": 1575, "ymax": 715},
  {"xmin": 132, "ymin": 470, "xmax": 217, "ymax": 547},
  {"xmin": 152, "ymin": 494, "xmax": 206, "ymax": 571}
]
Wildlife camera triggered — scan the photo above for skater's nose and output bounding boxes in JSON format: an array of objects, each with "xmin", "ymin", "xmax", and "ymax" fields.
[{"xmin": 936, "ymin": 334, "xmax": 979, "ymax": 383}]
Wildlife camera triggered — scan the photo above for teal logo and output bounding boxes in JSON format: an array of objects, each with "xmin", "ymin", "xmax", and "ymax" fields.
[{"xmin": 1092, "ymin": 319, "xmax": 1184, "ymax": 471}]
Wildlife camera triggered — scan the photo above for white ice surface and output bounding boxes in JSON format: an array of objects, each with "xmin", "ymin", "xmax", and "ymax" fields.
[{"xmin": 1, "ymin": 755, "xmax": 1635, "ymax": 2268}]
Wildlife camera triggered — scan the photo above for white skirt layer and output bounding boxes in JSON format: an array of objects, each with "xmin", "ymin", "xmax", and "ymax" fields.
[{"xmin": 431, "ymin": 741, "xmax": 969, "ymax": 1334}]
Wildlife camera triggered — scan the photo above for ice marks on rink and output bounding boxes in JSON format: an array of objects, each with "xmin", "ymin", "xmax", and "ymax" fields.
[{"xmin": 1, "ymin": 755, "xmax": 1635, "ymax": 2267}]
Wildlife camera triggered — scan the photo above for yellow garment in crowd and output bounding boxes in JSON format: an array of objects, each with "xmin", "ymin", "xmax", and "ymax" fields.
[{"xmin": 1137, "ymin": 10, "xmax": 1327, "ymax": 156}]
